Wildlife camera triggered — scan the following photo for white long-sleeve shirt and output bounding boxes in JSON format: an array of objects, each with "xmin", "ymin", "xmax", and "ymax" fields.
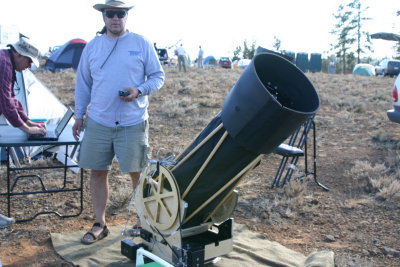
[
  {"xmin": 176, "ymin": 46, "xmax": 186, "ymax": 56},
  {"xmin": 75, "ymin": 31, "xmax": 164, "ymax": 127}
]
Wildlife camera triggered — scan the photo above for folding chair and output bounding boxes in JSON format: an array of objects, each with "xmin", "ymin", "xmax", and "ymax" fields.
[{"xmin": 271, "ymin": 117, "xmax": 329, "ymax": 191}]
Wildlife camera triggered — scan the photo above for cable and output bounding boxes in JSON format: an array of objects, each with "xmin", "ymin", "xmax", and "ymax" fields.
[
  {"xmin": 122, "ymin": 152, "xmax": 185, "ymax": 264},
  {"xmin": 114, "ymin": 97, "xmax": 123, "ymax": 125},
  {"xmin": 122, "ymin": 187, "xmax": 137, "ymax": 237},
  {"xmin": 100, "ymin": 37, "xmax": 119, "ymax": 69},
  {"xmin": 145, "ymin": 162, "xmax": 183, "ymax": 264},
  {"xmin": 124, "ymin": 125, "xmax": 127, "ymax": 153}
]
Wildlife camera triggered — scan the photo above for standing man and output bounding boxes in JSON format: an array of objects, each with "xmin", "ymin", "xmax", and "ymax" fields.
[
  {"xmin": 0, "ymin": 37, "xmax": 46, "ymax": 135},
  {"xmin": 176, "ymin": 44, "xmax": 187, "ymax": 72},
  {"xmin": 197, "ymin": 45, "xmax": 204, "ymax": 69},
  {"xmin": 73, "ymin": 0, "xmax": 165, "ymax": 245}
]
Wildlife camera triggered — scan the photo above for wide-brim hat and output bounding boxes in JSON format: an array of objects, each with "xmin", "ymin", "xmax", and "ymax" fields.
[
  {"xmin": 93, "ymin": 0, "xmax": 134, "ymax": 11},
  {"xmin": 10, "ymin": 37, "xmax": 40, "ymax": 68}
]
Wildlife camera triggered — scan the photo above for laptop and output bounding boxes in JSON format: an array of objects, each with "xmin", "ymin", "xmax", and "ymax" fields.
[{"xmin": 28, "ymin": 107, "xmax": 74, "ymax": 141}]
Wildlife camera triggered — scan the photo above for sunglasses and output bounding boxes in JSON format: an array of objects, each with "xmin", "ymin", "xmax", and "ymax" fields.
[{"xmin": 103, "ymin": 9, "xmax": 127, "ymax": 19}]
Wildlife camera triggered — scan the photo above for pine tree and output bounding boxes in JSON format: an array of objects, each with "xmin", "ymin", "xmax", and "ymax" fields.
[
  {"xmin": 396, "ymin": 10, "xmax": 400, "ymax": 59},
  {"xmin": 272, "ymin": 36, "xmax": 282, "ymax": 52},
  {"xmin": 348, "ymin": 0, "xmax": 373, "ymax": 63},
  {"xmin": 232, "ymin": 46, "xmax": 242, "ymax": 62},
  {"xmin": 330, "ymin": 4, "xmax": 357, "ymax": 73}
]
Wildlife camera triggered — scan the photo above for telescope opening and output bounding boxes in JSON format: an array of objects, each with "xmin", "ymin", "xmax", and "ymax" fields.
[{"xmin": 253, "ymin": 53, "xmax": 319, "ymax": 113}]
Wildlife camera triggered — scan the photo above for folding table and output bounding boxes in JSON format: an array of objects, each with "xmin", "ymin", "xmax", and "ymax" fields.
[{"xmin": 0, "ymin": 126, "xmax": 83, "ymax": 222}]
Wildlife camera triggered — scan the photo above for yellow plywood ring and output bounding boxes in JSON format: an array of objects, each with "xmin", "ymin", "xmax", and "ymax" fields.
[{"xmin": 138, "ymin": 165, "xmax": 180, "ymax": 231}]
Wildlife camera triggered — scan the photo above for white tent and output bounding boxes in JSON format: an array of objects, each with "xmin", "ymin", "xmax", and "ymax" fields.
[
  {"xmin": 0, "ymin": 24, "xmax": 19, "ymax": 49},
  {"xmin": 0, "ymin": 69, "xmax": 76, "ymax": 166}
]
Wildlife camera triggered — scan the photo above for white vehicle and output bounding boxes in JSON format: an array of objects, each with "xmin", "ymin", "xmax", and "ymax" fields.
[
  {"xmin": 375, "ymin": 59, "xmax": 400, "ymax": 77},
  {"xmin": 387, "ymin": 75, "xmax": 400, "ymax": 123}
]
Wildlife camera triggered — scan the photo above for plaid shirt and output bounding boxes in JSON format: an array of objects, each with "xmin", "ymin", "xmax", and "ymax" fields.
[{"xmin": 0, "ymin": 49, "xmax": 28, "ymax": 127}]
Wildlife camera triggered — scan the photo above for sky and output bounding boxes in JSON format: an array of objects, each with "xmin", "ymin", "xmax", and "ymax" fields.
[{"xmin": 0, "ymin": 0, "xmax": 399, "ymax": 61}]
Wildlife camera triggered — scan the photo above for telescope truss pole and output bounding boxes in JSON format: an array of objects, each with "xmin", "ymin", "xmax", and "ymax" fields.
[{"xmin": 183, "ymin": 154, "xmax": 263, "ymax": 224}]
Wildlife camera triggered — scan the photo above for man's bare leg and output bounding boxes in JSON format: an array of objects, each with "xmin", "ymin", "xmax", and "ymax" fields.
[
  {"xmin": 129, "ymin": 171, "xmax": 141, "ymax": 228},
  {"xmin": 82, "ymin": 169, "xmax": 109, "ymax": 243}
]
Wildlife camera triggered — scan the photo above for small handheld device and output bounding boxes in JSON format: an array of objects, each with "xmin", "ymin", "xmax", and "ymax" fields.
[{"xmin": 119, "ymin": 90, "xmax": 130, "ymax": 97}]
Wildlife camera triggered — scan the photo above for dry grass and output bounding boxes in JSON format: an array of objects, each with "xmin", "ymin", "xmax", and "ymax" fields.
[
  {"xmin": 346, "ymin": 160, "xmax": 400, "ymax": 204},
  {"xmin": 107, "ymin": 185, "xmax": 134, "ymax": 214},
  {"xmin": 284, "ymin": 179, "xmax": 307, "ymax": 199},
  {"xmin": 3, "ymin": 63, "xmax": 400, "ymax": 266},
  {"xmin": 34, "ymin": 66, "xmax": 400, "ymax": 210},
  {"xmin": 35, "ymin": 68, "xmax": 76, "ymax": 108}
]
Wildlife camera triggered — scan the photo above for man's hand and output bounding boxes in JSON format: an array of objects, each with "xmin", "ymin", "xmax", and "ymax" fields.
[
  {"xmin": 72, "ymin": 118, "xmax": 84, "ymax": 141},
  {"xmin": 26, "ymin": 119, "xmax": 46, "ymax": 129},
  {"xmin": 19, "ymin": 121, "xmax": 46, "ymax": 135},
  {"xmin": 26, "ymin": 126, "xmax": 46, "ymax": 135},
  {"xmin": 119, "ymin": 87, "xmax": 141, "ymax": 102}
]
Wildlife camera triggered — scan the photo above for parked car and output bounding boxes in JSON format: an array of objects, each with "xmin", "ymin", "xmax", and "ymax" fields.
[
  {"xmin": 375, "ymin": 59, "xmax": 400, "ymax": 77},
  {"xmin": 387, "ymin": 75, "xmax": 400, "ymax": 123},
  {"xmin": 157, "ymin": 48, "xmax": 169, "ymax": 65},
  {"xmin": 218, "ymin": 57, "xmax": 232, "ymax": 68},
  {"xmin": 237, "ymin": 59, "xmax": 251, "ymax": 69}
]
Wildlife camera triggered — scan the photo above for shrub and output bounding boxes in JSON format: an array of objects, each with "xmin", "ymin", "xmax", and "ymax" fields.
[{"xmin": 347, "ymin": 160, "xmax": 400, "ymax": 204}]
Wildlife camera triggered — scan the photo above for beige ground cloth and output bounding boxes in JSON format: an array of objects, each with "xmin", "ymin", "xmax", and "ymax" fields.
[{"xmin": 51, "ymin": 223, "xmax": 334, "ymax": 267}]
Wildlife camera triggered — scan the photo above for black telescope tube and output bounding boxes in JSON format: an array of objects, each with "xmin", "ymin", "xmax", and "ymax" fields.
[
  {"xmin": 173, "ymin": 53, "xmax": 320, "ymax": 227},
  {"xmin": 221, "ymin": 52, "xmax": 319, "ymax": 154}
]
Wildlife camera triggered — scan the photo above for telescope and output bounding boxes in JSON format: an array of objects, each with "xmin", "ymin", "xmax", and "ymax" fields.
[{"xmin": 122, "ymin": 52, "xmax": 320, "ymax": 266}]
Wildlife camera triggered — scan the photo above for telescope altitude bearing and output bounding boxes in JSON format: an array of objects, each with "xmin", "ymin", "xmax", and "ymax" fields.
[{"xmin": 137, "ymin": 165, "xmax": 181, "ymax": 232}]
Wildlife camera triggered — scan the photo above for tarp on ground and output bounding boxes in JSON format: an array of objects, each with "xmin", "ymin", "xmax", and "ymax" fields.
[
  {"xmin": 352, "ymin": 63, "xmax": 375, "ymax": 76},
  {"xmin": 51, "ymin": 223, "xmax": 335, "ymax": 267}
]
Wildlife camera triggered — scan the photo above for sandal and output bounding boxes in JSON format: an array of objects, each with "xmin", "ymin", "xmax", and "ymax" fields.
[
  {"xmin": 81, "ymin": 222, "xmax": 110, "ymax": 245},
  {"xmin": 129, "ymin": 215, "xmax": 142, "ymax": 237},
  {"xmin": 128, "ymin": 227, "xmax": 142, "ymax": 237}
]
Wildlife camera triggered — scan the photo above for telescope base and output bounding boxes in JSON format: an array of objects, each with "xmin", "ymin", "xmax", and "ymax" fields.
[{"xmin": 122, "ymin": 219, "xmax": 233, "ymax": 267}]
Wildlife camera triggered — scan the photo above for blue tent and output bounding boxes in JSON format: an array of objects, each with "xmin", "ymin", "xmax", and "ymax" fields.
[
  {"xmin": 352, "ymin": 64, "xmax": 375, "ymax": 76},
  {"xmin": 44, "ymin": 38, "xmax": 86, "ymax": 72},
  {"xmin": 203, "ymin": 56, "xmax": 217, "ymax": 66}
]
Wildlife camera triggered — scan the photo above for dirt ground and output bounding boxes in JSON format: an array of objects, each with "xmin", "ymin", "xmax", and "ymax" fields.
[{"xmin": 1, "ymin": 66, "xmax": 400, "ymax": 267}]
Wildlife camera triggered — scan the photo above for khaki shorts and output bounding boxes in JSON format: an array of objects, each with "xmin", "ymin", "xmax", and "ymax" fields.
[{"xmin": 78, "ymin": 117, "xmax": 149, "ymax": 173}]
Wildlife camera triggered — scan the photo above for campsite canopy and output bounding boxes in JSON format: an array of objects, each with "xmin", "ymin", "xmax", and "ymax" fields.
[
  {"xmin": 352, "ymin": 63, "xmax": 375, "ymax": 76},
  {"xmin": 370, "ymin": 32, "xmax": 400, "ymax": 42},
  {"xmin": 44, "ymin": 38, "xmax": 87, "ymax": 72}
]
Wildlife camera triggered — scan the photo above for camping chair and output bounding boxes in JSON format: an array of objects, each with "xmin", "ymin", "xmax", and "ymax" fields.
[{"xmin": 271, "ymin": 116, "xmax": 329, "ymax": 191}]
